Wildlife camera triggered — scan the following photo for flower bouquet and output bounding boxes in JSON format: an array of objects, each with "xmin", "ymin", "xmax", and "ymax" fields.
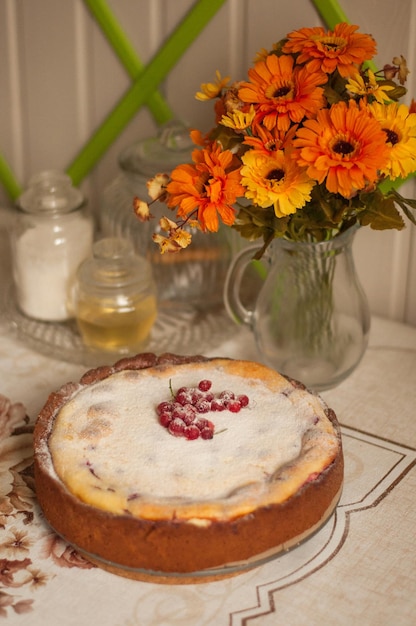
[
  {"xmin": 134, "ymin": 23, "xmax": 416, "ymax": 389},
  {"xmin": 135, "ymin": 22, "xmax": 416, "ymax": 256}
]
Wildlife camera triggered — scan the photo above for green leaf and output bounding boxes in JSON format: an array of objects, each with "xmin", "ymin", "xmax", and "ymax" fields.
[
  {"xmin": 233, "ymin": 204, "xmax": 289, "ymax": 245},
  {"xmin": 358, "ymin": 195, "xmax": 405, "ymax": 230},
  {"xmin": 209, "ymin": 125, "xmax": 243, "ymax": 152},
  {"xmin": 390, "ymin": 189, "xmax": 416, "ymax": 225},
  {"xmin": 377, "ymin": 80, "xmax": 407, "ymax": 101}
]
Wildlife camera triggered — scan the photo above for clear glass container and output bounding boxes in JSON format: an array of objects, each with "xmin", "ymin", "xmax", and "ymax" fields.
[
  {"xmin": 73, "ymin": 237, "xmax": 157, "ymax": 354},
  {"xmin": 224, "ymin": 226, "xmax": 371, "ymax": 391},
  {"xmin": 10, "ymin": 170, "xmax": 94, "ymax": 322},
  {"xmin": 100, "ymin": 120, "xmax": 233, "ymax": 310}
]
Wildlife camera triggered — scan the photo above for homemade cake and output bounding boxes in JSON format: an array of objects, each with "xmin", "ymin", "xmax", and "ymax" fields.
[{"xmin": 33, "ymin": 353, "xmax": 343, "ymax": 582}]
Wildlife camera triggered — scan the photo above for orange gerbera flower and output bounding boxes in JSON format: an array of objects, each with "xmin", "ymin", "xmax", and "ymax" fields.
[
  {"xmin": 283, "ymin": 23, "xmax": 377, "ymax": 78},
  {"xmin": 166, "ymin": 144, "xmax": 244, "ymax": 232},
  {"xmin": 243, "ymin": 123, "xmax": 297, "ymax": 155},
  {"xmin": 293, "ymin": 100, "xmax": 390, "ymax": 198},
  {"xmin": 238, "ymin": 54, "xmax": 326, "ymax": 132}
]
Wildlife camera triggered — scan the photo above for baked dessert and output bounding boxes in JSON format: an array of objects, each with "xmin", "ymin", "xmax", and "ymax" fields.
[{"xmin": 34, "ymin": 353, "xmax": 343, "ymax": 582}]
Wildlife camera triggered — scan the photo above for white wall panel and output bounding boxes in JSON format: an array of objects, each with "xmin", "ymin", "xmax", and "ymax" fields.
[
  {"xmin": 403, "ymin": 181, "xmax": 416, "ymax": 325},
  {"xmin": 0, "ymin": 0, "xmax": 415, "ymax": 325},
  {"xmin": 16, "ymin": 1, "xmax": 80, "ymax": 173},
  {"xmin": 245, "ymin": 0, "xmax": 322, "ymax": 58},
  {"xmin": 165, "ymin": 0, "xmax": 230, "ymax": 131}
]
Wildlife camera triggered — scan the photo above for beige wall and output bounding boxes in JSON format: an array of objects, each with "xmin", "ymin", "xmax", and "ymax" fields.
[{"xmin": 1, "ymin": 0, "xmax": 415, "ymax": 324}]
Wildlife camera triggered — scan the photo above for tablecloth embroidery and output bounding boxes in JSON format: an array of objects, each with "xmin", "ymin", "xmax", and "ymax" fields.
[{"xmin": 0, "ymin": 394, "xmax": 94, "ymax": 618}]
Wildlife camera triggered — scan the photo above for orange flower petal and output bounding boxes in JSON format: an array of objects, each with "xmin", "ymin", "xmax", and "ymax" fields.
[
  {"xmin": 165, "ymin": 143, "xmax": 243, "ymax": 232},
  {"xmin": 294, "ymin": 100, "xmax": 390, "ymax": 198},
  {"xmin": 283, "ymin": 23, "xmax": 377, "ymax": 78}
]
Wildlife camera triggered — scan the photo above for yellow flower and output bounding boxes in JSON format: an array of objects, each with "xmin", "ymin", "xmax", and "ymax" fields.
[
  {"xmin": 220, "ymin": 105, "xmax": 256, "ymax": 130},
  {"xmin": 253, "ymin": 43, "xmax": 279, "ymax": 63},
  {"xmin": 253, "ymin": 47, "xmax": 271, "ymax": 63},
  {"xmin": 346, "ymin": 70, "xmax": 394, "ymax": 103},
  {"xmin": 368, "ymin": 101, "xmax": 416, "ymax": 179},
  {"xmin": 195, "ymin": 70, "xmax": 230, "ymax": 101},
  {"xmin": 240, "ymin": 149, "xmax": 315, "ymax": 217}
]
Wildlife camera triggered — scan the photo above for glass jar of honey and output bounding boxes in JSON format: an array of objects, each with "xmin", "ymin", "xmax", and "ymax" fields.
[{"xmin": 73, "ymin": 237, "xmax": 157, "ymax": 353}]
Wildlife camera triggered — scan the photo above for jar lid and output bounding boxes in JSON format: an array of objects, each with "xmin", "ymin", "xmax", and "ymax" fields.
[
  {"xmin": 77, "ymin": 237, "xmax": 154, "ymax": 293},
  {"xmin": 118, "ymin": 120, "xmax": 194, "ymax": 177},
  {"xmin": 17, "ymin": 170, "xmax": 84, "ymax": 214}
]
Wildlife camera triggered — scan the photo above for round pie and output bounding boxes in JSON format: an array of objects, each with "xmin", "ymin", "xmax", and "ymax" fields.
[{"xmin": 34, "ymin": 353, "xmax": 343, "ymax": 582}]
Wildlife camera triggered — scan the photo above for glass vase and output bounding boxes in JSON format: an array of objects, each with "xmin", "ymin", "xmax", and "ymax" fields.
[{"xmin": 224, "ymin": 226, "xmax": 371, "ymax": 391}]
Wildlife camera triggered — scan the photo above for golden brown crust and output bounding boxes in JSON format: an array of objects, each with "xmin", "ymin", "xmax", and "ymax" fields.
[
  {"xmin": 34, "ymin": 449, "xmax": 343, "ymax": 574},
  {"xmin": 33, "ymin": 352, "xmax": 343, "ymax": 578}
]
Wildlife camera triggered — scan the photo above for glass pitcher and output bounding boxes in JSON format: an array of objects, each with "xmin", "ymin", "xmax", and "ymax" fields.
[{"xmin": 224, "ymin": 226, "xmax": 371, "ymax": 391}]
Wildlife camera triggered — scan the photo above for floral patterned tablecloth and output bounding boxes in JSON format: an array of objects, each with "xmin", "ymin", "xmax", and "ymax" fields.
[{"xmin": 1, "ymin": 315, "xmax": 415, "ymax": 626}]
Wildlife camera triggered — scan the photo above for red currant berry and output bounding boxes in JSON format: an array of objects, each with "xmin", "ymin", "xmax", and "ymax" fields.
[
  {"xmin": 176, "ymin": 391, "xmax": 192, "ymax": 406},
  {"xmin": 219, "ymin": 390, "xmax": 235, "ymax": 401},
  {"xmin": 198, "ymin": 379, "xmax": 212, "ymax": 392},
  {"xmin": 191, "ymin": 389, "xmax": 203, "ymax": 404},
  {"xmin": 194, "ymin": 417, "xmax": 209, "ymax": 430},
  {"xmin": 184, "ymin": 424, "xmax": 200, "ymax": 440},
  {"xmin": 237, "ymin": 394, "xmax": 249, "ymax": 407},
  {"xmin": 200, "ymin": 426, "xmax": 214, "ymax": 439},
  {"xmin": 157, "ymin": 401, "xmax": 173, "ymax": 415},
  {"xmin": 168, "ymin": 418, "xmax": 186, "ymax": 436},
  {"xmin": 182, "ymin": 405, "xmax": 197, "ymax": 425},
  {"xmin": 195, "ymin": 398, "xmax": 211, "ymax": 413},
  {"xmin": 211, "ymin": 398, "xmax": 225, "ymax": 411},
  {"xmin": 171, "ymin": 404, "xmax": 187, "ymax": 419},
  {"xmin": 159, "ymin": 412, "xmax": 173, "ymax": 427},
  {"xmin": 227, "ymin": 400, "xmax": 242, "ymax": 413}
]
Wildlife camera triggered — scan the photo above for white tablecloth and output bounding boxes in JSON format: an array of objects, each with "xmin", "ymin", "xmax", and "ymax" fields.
[{"xmin": 0, "ymin": 310, "xmax": 415, "ymax": 625}]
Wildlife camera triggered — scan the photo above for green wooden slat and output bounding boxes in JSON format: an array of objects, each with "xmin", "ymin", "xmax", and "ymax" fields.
[
  {"xmin": 311, "ymin": 0, "xmax": 348, "ymax": 28},
  {"xmin": 84, "ymin": 0, "xmax": 174, "ymax": 125},
  {"xmin": 66, "ymin": 0, "xmax": 226, "ymax": 186},
  {"xmin": 0, "ymin": 153, "xmax": 22, "ymax": 201}
]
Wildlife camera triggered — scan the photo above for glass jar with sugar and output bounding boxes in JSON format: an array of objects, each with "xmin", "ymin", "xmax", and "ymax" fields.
[{"xmin": 11, "ymin": 170, "xmax": 94, "ymax": 321}]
